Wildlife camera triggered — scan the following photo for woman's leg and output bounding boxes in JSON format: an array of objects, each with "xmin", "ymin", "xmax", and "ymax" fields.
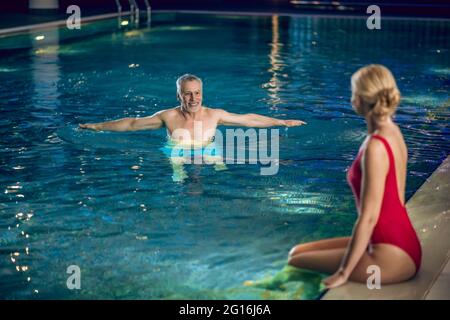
[
  {"xmin": 288, "ymin": 237, "xmax": 351, "ymax": 259},
  {"xmin": 288, "ymin": 244, "xmax": 417, "ymax": 284},
  {"xmin": 288, "ymin": 248, "xmax": 348, "ymax": 275},
  {"xmin": 245, "ymin": 237, "xmax": 351, "ymax": 290}
]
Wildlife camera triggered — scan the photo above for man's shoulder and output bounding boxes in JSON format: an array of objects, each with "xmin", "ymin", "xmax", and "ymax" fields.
[
  {"xmin": 204, "ymin": 107, "xmax": 226, "ymax": 115},
  {"xmin": 158, "ymin": 107, "xmax": 180, "ymax": 118},
  {"xmin": 203, "ymin": 107, "xmax": 227, "ymax": 121}
]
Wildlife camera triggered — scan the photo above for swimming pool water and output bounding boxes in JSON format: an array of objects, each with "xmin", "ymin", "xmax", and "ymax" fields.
[{"xmin": 0, "ymin": 13, "xmax": 449, "ymax": 299}]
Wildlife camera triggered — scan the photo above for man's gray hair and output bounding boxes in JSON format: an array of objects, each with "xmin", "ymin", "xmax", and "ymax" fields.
[{"xmin": 176, "ymin": 74, "xmax": 203, "ymax": 95}]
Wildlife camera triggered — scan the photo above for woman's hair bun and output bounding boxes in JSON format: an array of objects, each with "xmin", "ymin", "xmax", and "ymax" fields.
[{"xmin": 351, "ymin": 65, "xmax": 401, "ymax": 117}]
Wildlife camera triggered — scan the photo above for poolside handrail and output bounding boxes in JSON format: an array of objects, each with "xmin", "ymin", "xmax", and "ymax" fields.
[
  {"xmin": 130, "ymin": 0, "xmax": 140, "ymax": 24},
  {"xmin": 114, "ymin": 0, "xmax": 123, "ymax": 28},
  {"xmin": 126, "ymin": 0, "xmax": 135, "ymax": 23},
  {"xmin": 143, "ymin": 0, "xmax": 151, "ymax": 25},
  {"xmin": 114, "ymin": 0, "xmax": 122, "ymax": 14}
]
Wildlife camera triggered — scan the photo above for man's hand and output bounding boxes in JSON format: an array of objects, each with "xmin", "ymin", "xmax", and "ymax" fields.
[
  {"xmin": 79, "ymin": 123, "xmax": 100, "ymax": 131},
  {"xmin": 282, "ymin": 120, "xmax": 307, "ymax": 127}
]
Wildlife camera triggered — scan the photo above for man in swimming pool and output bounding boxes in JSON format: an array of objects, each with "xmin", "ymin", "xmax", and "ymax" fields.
[{"xmin": 79, "ymin": 74, "xmax": 307, "ymax": 143}]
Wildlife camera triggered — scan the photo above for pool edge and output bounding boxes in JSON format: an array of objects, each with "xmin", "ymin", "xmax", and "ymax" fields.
[
  {"xmin": 0, "ymin": 11, "xmax": 132, "ymax": 37},
  {"xmin": 153, "ymin": 9, "xmax": 450, "ymax": 22},
  {"xmin": 1, "ymin": 9, "xmax": 449, "ymax": 38}
]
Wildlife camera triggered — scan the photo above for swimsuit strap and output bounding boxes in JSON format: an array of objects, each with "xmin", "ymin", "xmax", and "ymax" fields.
[
  {"xmin": 371, "ymin": 134, "xmax": 395, "ymax": 167},
  {"xmin": 371, "ymin": 134, "xmax": 405, "ymax": 207}
]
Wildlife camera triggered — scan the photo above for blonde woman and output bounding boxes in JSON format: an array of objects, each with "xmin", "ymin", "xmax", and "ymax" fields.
[{"xmin": 288, "ymin": 65, "xmax": 422, "ymax": 289}]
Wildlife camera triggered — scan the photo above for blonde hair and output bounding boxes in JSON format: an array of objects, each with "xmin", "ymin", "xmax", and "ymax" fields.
[{"xmin": 351, "ymin": 64, "xmax": 401, "ymax": 118}]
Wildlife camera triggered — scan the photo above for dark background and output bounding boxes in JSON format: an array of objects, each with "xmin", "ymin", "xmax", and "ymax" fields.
[{"xmin": 1, "ymin": 0, "xmax": 449, "ymax": 18}]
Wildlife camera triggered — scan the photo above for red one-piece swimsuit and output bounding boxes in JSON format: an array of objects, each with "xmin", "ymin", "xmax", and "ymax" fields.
[{"xmin": 347, "ymin": 134, "xmax": 422, "ymax": 272}]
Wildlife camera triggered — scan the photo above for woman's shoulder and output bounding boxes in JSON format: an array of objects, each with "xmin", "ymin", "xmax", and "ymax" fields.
[
  {"xmin": 366, "ymin": 136, "xmax": 387, "ymax": 155},
  {"xmin": 362, "ymin": 138, "xmax": 390, "ymax": 173},
  {"xmin": 373, "ymin": 124, "xmax": 404, "ymax": 144},
  {"xmin": 370, "ymin": 125, "xmax": 407, "ymax": 160}
]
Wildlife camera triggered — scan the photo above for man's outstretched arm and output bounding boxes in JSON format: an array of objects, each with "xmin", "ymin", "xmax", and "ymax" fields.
[
  {"xmin": 217, "ymin": 109, "xmax": 307, "ymax": 128},
  {"xmin": 79, "ymin": 111, "xmax": 165, "ymax": 132}
]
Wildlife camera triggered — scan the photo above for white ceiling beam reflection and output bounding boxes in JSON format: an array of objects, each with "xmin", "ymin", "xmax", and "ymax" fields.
[{"xmin": 263, "ymin": 15, "xmax": 285, "ymax": 111}]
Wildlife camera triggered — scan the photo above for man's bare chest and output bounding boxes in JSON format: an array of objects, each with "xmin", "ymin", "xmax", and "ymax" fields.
[{"xmin": 166, "ymin": 118, "xmax": 218, "ymax": 140}]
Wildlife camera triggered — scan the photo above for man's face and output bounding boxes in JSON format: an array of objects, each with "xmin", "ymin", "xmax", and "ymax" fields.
[{"xmin": 179, "ymin": 80, "xmax": 202, "ymax": 112}]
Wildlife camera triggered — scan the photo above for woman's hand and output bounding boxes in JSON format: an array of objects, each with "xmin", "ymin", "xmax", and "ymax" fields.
[{"xmin": 323, "ymin": 269, "xmax": 349, "ymax": 289}]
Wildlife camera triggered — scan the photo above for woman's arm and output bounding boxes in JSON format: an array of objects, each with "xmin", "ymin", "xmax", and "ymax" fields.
[
  {"xmin": 79, "ymin": 111, "xmax": 165, "ymax": 132},
  {"xmin": 324, "ymin": 138, "xmax": 389, "ymax": 288}
]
